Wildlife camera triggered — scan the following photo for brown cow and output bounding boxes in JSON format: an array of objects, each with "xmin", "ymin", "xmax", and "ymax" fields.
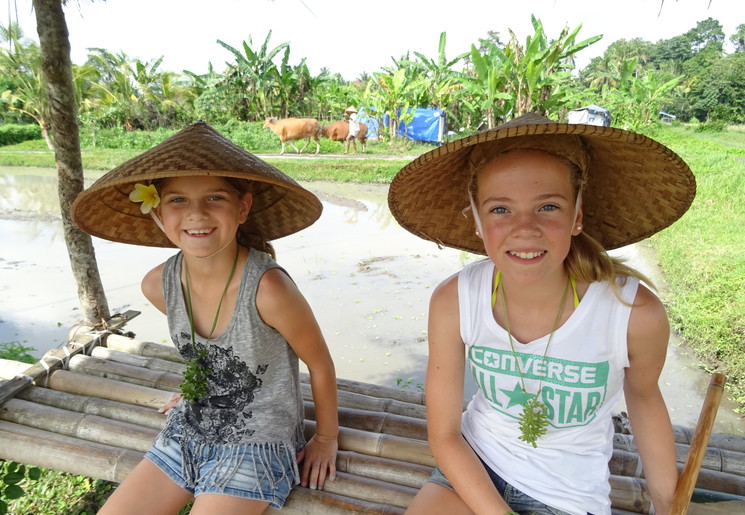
[
  {"xmin": 263, "ymin": 117, "xmax": 321, "ymax": 155},
  {"xmin": 320, "ymin": 120, "xmax": 368, "ymax": 153}
]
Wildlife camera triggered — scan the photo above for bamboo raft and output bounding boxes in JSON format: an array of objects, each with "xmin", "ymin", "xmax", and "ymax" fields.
[{"xmin": 0, "ymin": 311, "xmax": 744, "ymax": 514}]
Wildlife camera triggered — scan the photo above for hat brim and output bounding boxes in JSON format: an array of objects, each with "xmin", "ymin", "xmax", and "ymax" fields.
[
  {"xmin": 72, "ymin": 122, "xmax": 322, "ymax": 247},
  {"xmin": 388, "ymin": 118, "xmax": 696, "ymax": 253}
]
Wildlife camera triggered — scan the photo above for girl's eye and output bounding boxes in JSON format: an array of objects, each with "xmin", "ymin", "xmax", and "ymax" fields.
[
  {"xmin": 208, "ymin": 195, "xmax": 225, "ymax": 201},
  {"xmin": 168, "ymin": 196, "xmax": 185, "ymax": 203},
  {"xmin": 539, "ymin": 204, "xmax": 559, "ymax": 212},
  {"xmin": 489, "ymin": 206, "xmax": 508, "ymax": 214}
]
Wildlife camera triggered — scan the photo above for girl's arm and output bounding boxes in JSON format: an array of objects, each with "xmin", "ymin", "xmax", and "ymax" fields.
[
  {"xmin": 426, "ymin": 275, "xmax": 515, "ymax": 514},
  {"xmin": 625, "ymin": 284, "xmax": 678, "ymax": 515},
  {"xmin": 141, "ymin": 263, "xmax": 166, "ymax": 314},
  {"xmin": 257, "ymin": 268, "xmax": 338, "ymax": 490}
]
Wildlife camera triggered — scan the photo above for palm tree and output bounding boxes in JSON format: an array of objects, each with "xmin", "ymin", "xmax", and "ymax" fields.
[
  {"xmin": 0, "ymin": 22, "xmax": 54, "ymax": 148},
  {"xmin": 31, "ymin": 0, "xmax": 110, "ymax": 325}
]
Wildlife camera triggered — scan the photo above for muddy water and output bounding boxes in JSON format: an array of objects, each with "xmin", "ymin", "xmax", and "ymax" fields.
[{"xmin": 0, "ymin": 167, "xmax": 742, "ymax": 436}]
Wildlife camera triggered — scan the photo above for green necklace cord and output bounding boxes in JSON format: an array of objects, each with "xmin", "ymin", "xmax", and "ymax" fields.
[
  {"xmin": 493, "ymin": 269, "xmax": 573, "ymax": 447},
  {"xmin": 181, "ymin": 244, "xmax": 240, "ymax": 402}
]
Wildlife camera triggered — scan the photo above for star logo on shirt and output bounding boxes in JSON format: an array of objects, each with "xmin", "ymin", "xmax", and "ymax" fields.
[{"xmin": 500, "ymin": 382, "xmax": 535, "ymax": 408}]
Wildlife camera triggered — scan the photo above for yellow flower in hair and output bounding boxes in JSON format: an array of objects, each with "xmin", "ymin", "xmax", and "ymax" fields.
[{"xmin": 129, "ymin": 183, "xmax": 160, "ymax": 214}]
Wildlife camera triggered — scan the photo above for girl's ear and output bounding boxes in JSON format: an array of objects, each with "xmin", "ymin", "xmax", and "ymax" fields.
[
  {"xmin": 239, "ymin": 192, "xmax": 253, "ymax": 223},
  {"xmin": 572, "ymin": 200, "xmax": 584, "ymax": 236}
]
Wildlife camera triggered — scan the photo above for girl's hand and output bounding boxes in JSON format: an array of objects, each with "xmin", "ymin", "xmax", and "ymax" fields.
[
  {"xmin": 296, "ymin": 433, "xmax": 338, "ymax": 490},
  {"xmin": 158, "ymin": 393, "xmax": 181, "ymax": 414}
]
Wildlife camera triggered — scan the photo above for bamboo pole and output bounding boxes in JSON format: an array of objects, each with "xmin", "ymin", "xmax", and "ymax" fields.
[
  {"xmin": 306, "ymin": 402, "xmax": 428, "ymax": 441},
  {"xmin": 614, "ymin": 433, "xmax": 745, "ymax": 477},
  {"xmin": 268, "ymin": 487, "xmax": 405, "ymax": 514},
  {"xmin": 0, "ymin": 397, "xmax": 158, "ymax": 452},
  {"xmin": 47, "ymin": 369, "xmax": 173, "ymax": 409},
  {"xmin": 0, "ymin": 420, "xmax": 143, "ymax": 483},
  {"xmin": 610, "ymin": 449, "xmax": 745, "ymax": 496},
  {"xmin": 671, "ymin": 373, "xmax": 727, "ymax": 515},
  {"xmin": 336, "ymin": 450, "xmax": 432, "ymax": 490},
  {"xmin": 305, "ymin": 420, "xmax": 435, "ymax": 467},
  {"xmin": 103, "ymin": 333, "xmax": 183, "ymax": 363},
  {"xmin": 67, "ymin": 354, "xmax": 182, "ymax": 392},
  {"xmin": 14, "ymin": 384, "xmax": 166, "ymax": 430},
  {"xmin": 301, "ymin": 383, "xmax": 427, "ymax": 419},
  {"xmin": 90, "ymin": 346, "xmax": 186, "ymax": 375}
]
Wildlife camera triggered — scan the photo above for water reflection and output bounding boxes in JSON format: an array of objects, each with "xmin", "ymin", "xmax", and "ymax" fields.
[{"xmin": 0, "ymin": 167, "xmax": 742, "ymax": 435}]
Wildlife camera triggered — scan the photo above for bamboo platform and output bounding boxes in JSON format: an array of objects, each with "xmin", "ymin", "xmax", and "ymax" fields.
[{"xmin": 0, "ymin": 311, "xmax": 744, "ymax": 514}]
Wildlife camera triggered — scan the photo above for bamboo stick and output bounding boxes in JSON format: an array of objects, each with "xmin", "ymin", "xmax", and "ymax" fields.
[
  {"xmin": 671, "ymin": 373, "xmax": 727, "ymax": 515},
  {"xmin": 0, "ymin": 397, "xmax": 158, "ymax": 452},
  {"xmin": 673, "ymin": 424, "xmax": 745, "ymax": 454},
  {"xmin": 305, "ymin": 420, "xmax": 435, "ymax": 467},
  {"xmin": 47, "ymin": 369, "xmax": 173, "ymax": 409},
  {"xmin": 323, "ymin": 471, "xmax": 417, "ymax": 509},
  {"xmin": 301, "ymin": 383, "xmax": 427, "ymax": 419},
  {"xmin": 0, "ymin": 420, "xmax": 143, "ymax": 483},
  {"xmin": 300, "ymin": 372, "xmax": 425, "ymax": 406},
  {"xmin": 336, "ymin": 450, "xmax": 432, "ymax": 490},
  {"xmin": 306, "ymin": 402, "xmax": 428, "ymax": 441},
  {"xmin": 90, "ymin": 346, "xmax": 186, "ymax": 375},
  {"xmin": 67, "ymin": 354, "xmax": 182, "ymax": 392},
  {"xmin": 614, "ymin": 433, "xmax": 745, "ymax": 477},
  {"xmin": 610, "ymin": 449, "xmax": 745, "ymax": 496},
  {"xmin": 103, "ymin": 333, "xmax": 183, "ymax": 363},
  {"xmin": 268, "ymin": 487, "xmax": 405, "ymax": 514},
  {"xmin": 14, "ymin": 384, "xmax": 166, "ymax": 430}
]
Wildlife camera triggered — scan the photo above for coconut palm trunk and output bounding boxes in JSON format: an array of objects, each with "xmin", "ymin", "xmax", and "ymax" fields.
[{"xmin": 33, "ymin": 0, "xmax": 110, "ymax": 325}]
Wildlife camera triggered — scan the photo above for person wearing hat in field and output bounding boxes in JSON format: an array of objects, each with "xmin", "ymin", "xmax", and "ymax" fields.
[
  {"xmin": 389, "ymin": 113, "xmax": 696, "ymax": 515},
  {"xmin": 72, "ymin": 122, "xmax": 339, "ymax": 514},
  {"xmin": 344, "ymin": 105, "xmax": 361, "ymax": 154}
]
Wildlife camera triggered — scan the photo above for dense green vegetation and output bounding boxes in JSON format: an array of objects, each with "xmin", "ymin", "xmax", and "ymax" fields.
[{"xmin": 2, "ymin": 17, "xmax": 745, "ymax": 142}]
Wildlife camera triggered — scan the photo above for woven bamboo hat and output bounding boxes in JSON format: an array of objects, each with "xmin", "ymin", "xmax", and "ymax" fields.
[
  {"xmin": 71, "ymin": 121, "xmax": 322, "ymax": 247},
  {"xmin": 388, "ymin": 113, "xmax": 696, "ymax": 254},
  {"xmin": 345, "ymin": 106, "xmax": 358, "ymax": 113}
]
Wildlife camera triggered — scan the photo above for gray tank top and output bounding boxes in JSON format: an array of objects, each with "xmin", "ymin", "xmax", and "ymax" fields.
[{"xmin": 159, "ymin": 249, "xmax": 305, "ymax": 451}]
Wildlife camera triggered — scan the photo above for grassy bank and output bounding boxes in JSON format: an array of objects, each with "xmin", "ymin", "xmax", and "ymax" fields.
[{"xmin": 643, "ymin": 124, "xmax": 745, "ymax": 408}]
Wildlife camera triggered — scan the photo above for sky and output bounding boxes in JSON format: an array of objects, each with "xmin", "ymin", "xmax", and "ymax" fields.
[{"xmin": 5, "ymin": 0, "xmax": 745, "ymax": 80}]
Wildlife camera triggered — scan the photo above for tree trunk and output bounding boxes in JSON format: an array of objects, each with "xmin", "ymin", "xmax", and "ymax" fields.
[{"xmin": 33, "ymin": 0, "xmax": 110, "ymax": 325}]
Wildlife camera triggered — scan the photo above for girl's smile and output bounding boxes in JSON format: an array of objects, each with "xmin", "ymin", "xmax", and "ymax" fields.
[
  {"xmin": 155, "ymin": 176, "xmax": 252, "ymax": 257},
  {"xmin": 475, "ymin": 149, "xmax": 582, "ymax": 285}
]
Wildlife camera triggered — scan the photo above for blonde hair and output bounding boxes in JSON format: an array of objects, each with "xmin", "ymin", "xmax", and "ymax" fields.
[{"xmin": 469, "ymin": 149, "xmax": 654, "ymax": 301}]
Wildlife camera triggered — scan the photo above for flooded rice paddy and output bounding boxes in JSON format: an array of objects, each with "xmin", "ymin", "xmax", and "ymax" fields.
[{"xmin": 0, "ymin": 166, "xmax": 742, "ymax": 435}]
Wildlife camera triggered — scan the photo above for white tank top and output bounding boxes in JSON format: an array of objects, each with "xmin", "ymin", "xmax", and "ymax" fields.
[{"xmin": 459, "ymin": 259, "xmax": 637, "ymax": 515}]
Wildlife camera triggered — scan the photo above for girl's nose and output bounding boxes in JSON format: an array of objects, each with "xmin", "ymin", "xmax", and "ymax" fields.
[
  {"xmin": 513, "ymin": 212, "xmax": 540, "ymax": 235},
  {"xmin": 187, "ymin": 201, "xmax": 208, "ymax": 219}
]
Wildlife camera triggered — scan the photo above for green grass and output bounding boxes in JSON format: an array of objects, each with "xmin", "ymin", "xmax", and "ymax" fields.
[{"xmin": 643, "ymin": 124, "xmax": 745, "ymax": 409}]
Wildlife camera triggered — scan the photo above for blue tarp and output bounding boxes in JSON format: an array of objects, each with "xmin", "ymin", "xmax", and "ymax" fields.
[{"xmin": 359, "ymin": 107, "xmax": 446, "ymax": 143}]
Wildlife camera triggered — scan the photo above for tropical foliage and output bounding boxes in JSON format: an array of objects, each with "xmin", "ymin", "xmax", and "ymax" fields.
[{"xmin": 3, "ymin": 16, "xmax": 745, "ymax": 146}]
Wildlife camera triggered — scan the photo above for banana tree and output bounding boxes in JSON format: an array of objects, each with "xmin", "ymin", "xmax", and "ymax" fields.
[
  {"xmin": 411, "ymin": 31, "xmax": 469, "ymax": 109},
  {"xmin": 217, "ymin": 31, "xmax": 289, "ymax": 120},
  {"xmin": 459, "ymin": 41, "xmax": 513, "ymax": 129},
  {"xmin": 502, "ymin": 16, "xmax": 602, "ymax": 116}
]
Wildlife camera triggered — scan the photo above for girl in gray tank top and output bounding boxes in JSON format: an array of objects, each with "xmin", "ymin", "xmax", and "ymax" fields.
[{"xmin": 72, "ymin": 123, "xmax": 338, "ymax": 514}]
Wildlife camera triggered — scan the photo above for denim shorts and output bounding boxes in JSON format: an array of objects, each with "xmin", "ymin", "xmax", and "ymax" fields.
[
  {"xmin": 429, "ymin": 463, "xmax": 579, "ymax": 515},
  {"xmin": 144, "ymin": 431, "xmax": 296, "ymax": 509}
]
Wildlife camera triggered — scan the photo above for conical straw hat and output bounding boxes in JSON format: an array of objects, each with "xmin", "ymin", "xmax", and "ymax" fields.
[
  {"xmin": 72, "ymin": 122, "xmax": 322, "ymax": 247},
  {"xmin": 388, "ymin": 113, "xmax": 696, "ymax": 254}
]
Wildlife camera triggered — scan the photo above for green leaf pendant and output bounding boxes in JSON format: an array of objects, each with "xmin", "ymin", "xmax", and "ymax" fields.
[
  {"xmin": 518, "ymin": 393, "xmax": 549, "ymax": 448},
  {"xmin": 181, "ymin": 344, "xmax": 211, "ymax": 403}
]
